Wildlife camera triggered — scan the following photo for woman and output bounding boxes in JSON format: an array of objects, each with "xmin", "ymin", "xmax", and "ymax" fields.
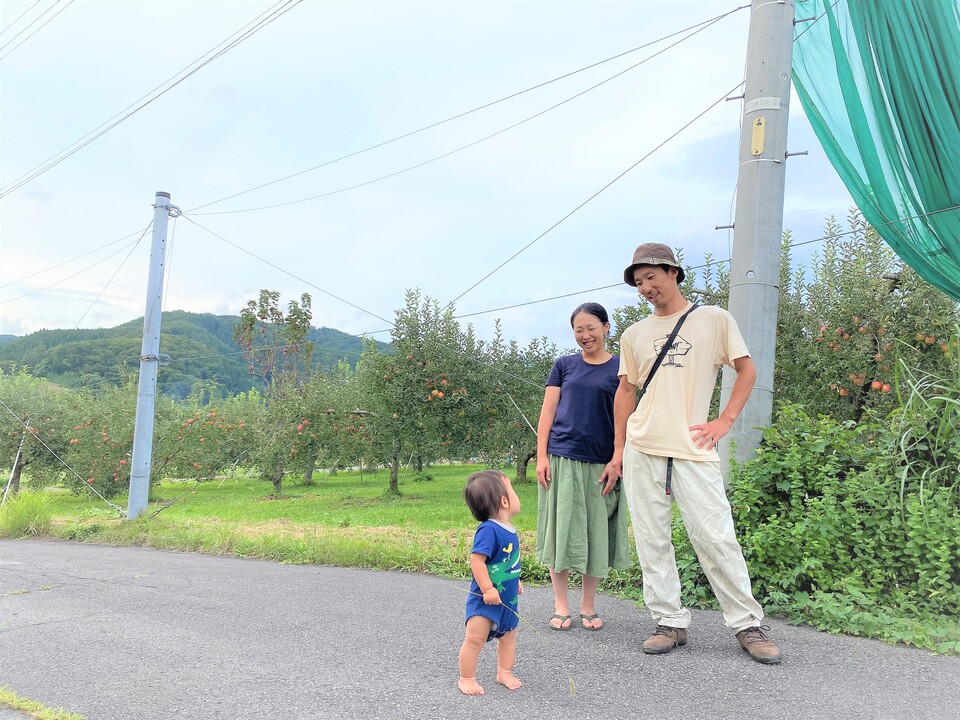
[{"xmin": 535, "ymin": 302, "xmax": 630, "ymax": 630}]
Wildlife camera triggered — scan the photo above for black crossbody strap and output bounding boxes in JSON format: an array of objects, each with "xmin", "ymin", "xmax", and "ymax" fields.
[{"xmin": 637, "ymin": 303, "xmax": 699, "ymax": 401}]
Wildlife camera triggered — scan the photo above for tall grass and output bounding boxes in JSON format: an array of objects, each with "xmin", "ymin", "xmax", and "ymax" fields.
[{"xmin": 0, "ymin": 491, "xmax": 53, "ymax": 537}]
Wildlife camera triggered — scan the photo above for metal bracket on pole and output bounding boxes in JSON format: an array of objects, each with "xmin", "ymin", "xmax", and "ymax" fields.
[
  {"xmin": 785, "ymin": 150, "xmax": 809, "ymax": 158},
  {"xmin": 137, "ymin": 354, "xmax": 171, "ymax": 366}
]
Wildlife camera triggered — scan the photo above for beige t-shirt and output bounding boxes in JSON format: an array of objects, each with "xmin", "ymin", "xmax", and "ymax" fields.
[{"xmin": 618, "ymin": 303, "xmax": 750, "ymax": 461}]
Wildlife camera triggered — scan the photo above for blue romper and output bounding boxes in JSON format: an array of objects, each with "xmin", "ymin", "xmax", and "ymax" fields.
[{"xmin": 465, "ymin": 519, "xmax": 521, "ymax": 640}]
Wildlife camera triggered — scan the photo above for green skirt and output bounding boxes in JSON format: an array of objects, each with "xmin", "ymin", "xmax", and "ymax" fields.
[{"xmin": 535, "ymin": 454, "xmax": 631, "ymax": 578}]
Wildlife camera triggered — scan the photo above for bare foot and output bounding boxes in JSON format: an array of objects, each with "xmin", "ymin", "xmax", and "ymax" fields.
[
  {"xmin": 458, "ymin": 677, "xmax": 484, "ymax": 695},
  {"xmin": 497, "ymin": 671, "xmax": 522, "ymax": 690}
]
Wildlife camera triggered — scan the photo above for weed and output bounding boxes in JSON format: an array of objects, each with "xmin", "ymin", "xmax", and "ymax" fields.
[{"xmin": 0, "ymin": 492, "xmax": 53, "ymax": 538}]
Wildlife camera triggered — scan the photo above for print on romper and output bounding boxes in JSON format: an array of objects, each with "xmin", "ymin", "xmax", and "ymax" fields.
[
  {"xmin": 654, "ymin": 333, "xmax": 692, "ymax": 368},
  {"xmin": 489, "ymin": 541, "xmax": 521, "ymax": 611}
]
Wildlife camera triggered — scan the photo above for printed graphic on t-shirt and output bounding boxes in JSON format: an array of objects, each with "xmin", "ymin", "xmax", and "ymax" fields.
[
  {"xmin": 488, "ymin": 541, "xmax": 521, "ymax": 608},
  {"xmin": 653, "ymin": 333, "xmax": 692, "ymax": 368}
]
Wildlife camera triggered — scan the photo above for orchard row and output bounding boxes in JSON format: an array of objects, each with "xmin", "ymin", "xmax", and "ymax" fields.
[{"xmin": 2, "ymin": 214, "xmax": 958, "ymax": 498}]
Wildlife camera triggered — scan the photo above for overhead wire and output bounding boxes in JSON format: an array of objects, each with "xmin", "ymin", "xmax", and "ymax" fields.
[
  {"xmin": 162, "ymin": 214, "xmax": 180, "ymax": 312},
  {"xmin": 2, "ymin": 4, "xmax": 746, "ymax": 307},
  {"xmin": 0, "ymin": 230, "xmax": 149, "ymax": 306},
  {"xmin": 0, "ymin": 0, "xmax": 44, "ymax": 38},
  {"xmin": 48, "ymin": 202, "xmax": 960, "ymax": 399},
  {"xmin": 180, "ymin": 215, "xmax": 395, "ymax": 326},
  {"xmin": 446, "ymin": 78, "xmax": 747, "ymax": 309},
  {"xmin": 0, "ymin": 0, "xmax": 304, "ymax": 198},
  {"xmin": 0, "ymin": 0, "xmax": 73, "ymax": 60},
  {"xmin": 184, "ymin": 3, "xmax": 750, "ymax": 215},
  {"xmin": 0, "ymin": 228, "xmax": 153, "ymax": 291},
  {"xmin": 360, "ymin": 203, "xmax": 960, "ymax": 331},
  {"xmin": 2, "ymin": 2, "xmax": 873, "ymax": 390},
  {"xmin": 176, "ymin": 83, "xmax": 745, "ymax": 361},
  {"xmin": 185, "ymin": 6, "xmax": 744, "ymax": 217},
  {"xmin": 72, "ymin": 225, "xmax": 151, "ymax": 329}
]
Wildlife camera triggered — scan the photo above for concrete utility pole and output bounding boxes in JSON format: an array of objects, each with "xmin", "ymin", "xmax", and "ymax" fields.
[
  {"xmin": 128, "ymin": 192, "xmax": 179, "ymax": 520},
  {"xmin": 720, "ymin": 0, "xmax": 797, "ymax": 470}
]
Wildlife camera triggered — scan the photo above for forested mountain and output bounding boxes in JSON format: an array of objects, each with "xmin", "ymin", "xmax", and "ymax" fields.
[{"xmin": 0, "ymin": 311, "xmax": 387, "ymax": 400}]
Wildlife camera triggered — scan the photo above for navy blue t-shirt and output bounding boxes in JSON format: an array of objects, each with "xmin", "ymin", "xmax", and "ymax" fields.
[{"xmin": 545, "ymin": 353, "xmax": 620, "ymax": 464}]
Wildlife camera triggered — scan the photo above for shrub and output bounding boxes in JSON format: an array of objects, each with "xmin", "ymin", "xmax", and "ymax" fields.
[{"xmin": 724, "ymin": 396, "xmax": 960, "ymax": 649}]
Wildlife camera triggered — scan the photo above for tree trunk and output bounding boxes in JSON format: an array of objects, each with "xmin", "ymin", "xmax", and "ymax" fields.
[
  {"xmin": 272, "ymin": 458, "xmax": 284, "ymax": 494},
  {"xmin": 388, "ymin": 455, "xmax": 400, "ymax": 495},
  {"xmin": 5, "ymin": 458, "xmax": 24, "ymax": 498},
  {"xmin": 415, "ymin": 452, "xmax": 423, "ymax": 473},
  {"xmin": 303, "ymin": 452, "xmax": 317, "ymax": 486},
  {"xmin": 515, "ymin": 448, "xmax": 536, "ymax": 484}
]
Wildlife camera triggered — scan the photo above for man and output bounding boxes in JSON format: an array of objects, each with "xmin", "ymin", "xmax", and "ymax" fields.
[{"xmin": 612, "ymin": 242, "xmax": 781, "ymax": 665}]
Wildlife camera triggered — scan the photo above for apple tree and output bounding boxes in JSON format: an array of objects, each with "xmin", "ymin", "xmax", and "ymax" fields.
[
  {"xmin": 234, "ymin": 290, "xmax": 314, "ymax": 493},
  {"xmin": 0, "ymin": 368, "xmax": 76, "ymax": 496}
]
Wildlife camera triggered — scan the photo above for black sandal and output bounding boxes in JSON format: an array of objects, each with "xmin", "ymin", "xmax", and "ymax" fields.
[
  {"xmin": 580, "ymin": 613, "xmax": 603, "ymax": 630},
  {"xmin": 549, "ymin": 613, "xmax": 572, "ymax": 631}
]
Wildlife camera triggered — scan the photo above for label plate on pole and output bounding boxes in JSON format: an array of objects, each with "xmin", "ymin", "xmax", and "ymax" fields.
[{"xmin": 750, "ymin": 117, "xmax": 765, "ymax": 156}]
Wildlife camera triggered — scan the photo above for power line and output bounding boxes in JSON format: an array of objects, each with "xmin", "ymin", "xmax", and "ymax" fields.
[
  {"xmin": 0, "ymin": 0, "xmax": 44, "ymax": 38},
  {"xmin": 0, "ymin": 0, "xmax": 304, "ymax": 198},
  {"xmin": 186, "ymin": 9, "xmax": 739, "ymax": 217},
  {"xmin": 3, "ymin": 5, "xmax": 745, "ymax": 290},
  {"xmin": 446, "ymin": 78, "xmax": 747, "ymax": 309},
  {"xmin": 185, "ymin": 3, "xmax": 750, "ymax": 215},
  {"xmin": 0, "ymin": 229, "xmax": 149, "ymax": 290},
  {"xmin": 47, "ymin": 203, "xmax": 960, "ymax": 395},
  {"xmin": 180, "ymin": 215, "xmax": 395, "ymax": 326},
  {"xmin": 464, "ymin": 203, "xmax": 960, "ymax": 319},
  {"xmin": 0, "ymin": 0, "xmax": 73, "ymax": 60},
  {"xmin": 0, "ymin": 230, "xmax": 149, "ymax": 306},
  {"xmin": 176, "ymin": 83, "xmax": 744, "ymax": 352},
  {"xmin": 72, "ymin": 228, "xmax": 150, "ymax": 329}
]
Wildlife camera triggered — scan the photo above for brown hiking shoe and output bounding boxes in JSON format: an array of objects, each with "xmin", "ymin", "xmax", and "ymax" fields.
[
  {"xmin": 642, "ymin": 625, "xmax": 688, "ymax": 654},
  {"xmin": 735, "ymin": 625, "xmax": 782, "ymax": 664}
]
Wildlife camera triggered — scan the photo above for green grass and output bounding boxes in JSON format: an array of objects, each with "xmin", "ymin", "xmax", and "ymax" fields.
[
  {"xmin": 6, "ymin": 463, "xmax": 958, "ymax": 654},
  {"xmin": 30, "ymin": 464, "xmax": 551, "ymax": 583},
  {"xmin": 0, "ymin": 687, "xmax": 84, "ymax": 720},
  {"xmin": 46, "ymin": 464, "xmax": 539, "ymax": 531}
]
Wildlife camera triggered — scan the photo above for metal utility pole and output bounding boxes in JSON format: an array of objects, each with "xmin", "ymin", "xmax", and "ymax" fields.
[
  {"xmin": 720, "ymin": 0, "xmax": 797, "ymax": 470},
  {"xmin": 128, "ymin": 192, "xmax": 178, "ymax": 520}
]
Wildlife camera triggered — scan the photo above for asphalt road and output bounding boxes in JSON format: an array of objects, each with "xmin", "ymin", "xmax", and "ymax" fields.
[{"xmin": 1, "ymin": 539, "xmax": 957, "ymax": 720}]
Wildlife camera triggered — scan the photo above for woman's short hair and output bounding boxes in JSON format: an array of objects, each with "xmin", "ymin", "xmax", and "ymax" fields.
[
  {"xmin": 464, "ymin": 470, "xmax": 507, "ymax": 522},
  {"xmin": 570, "ymin": 302, "xmax": 609, "ymax": 327}
]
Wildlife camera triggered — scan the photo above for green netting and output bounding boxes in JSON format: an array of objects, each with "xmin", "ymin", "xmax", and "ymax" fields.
[{"xmin": 792, "ymin": 0, "xmax": 960, "ymax": 300}]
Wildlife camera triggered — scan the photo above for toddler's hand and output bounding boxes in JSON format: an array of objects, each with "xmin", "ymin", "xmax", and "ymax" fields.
[{"xmin": 482, "ymin": 586, "xmax": 502, "ymax": 605}]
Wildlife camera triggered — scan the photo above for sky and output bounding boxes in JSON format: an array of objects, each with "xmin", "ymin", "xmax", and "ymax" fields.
[{"xmin": 0, "ymin": 0, "xmax": 855, "ymax": 352}]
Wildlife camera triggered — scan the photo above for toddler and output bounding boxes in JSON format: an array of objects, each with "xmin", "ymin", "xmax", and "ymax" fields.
[{"xmin": 458, "ymin": 470, "xmax": 523, "ymax": 695}]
